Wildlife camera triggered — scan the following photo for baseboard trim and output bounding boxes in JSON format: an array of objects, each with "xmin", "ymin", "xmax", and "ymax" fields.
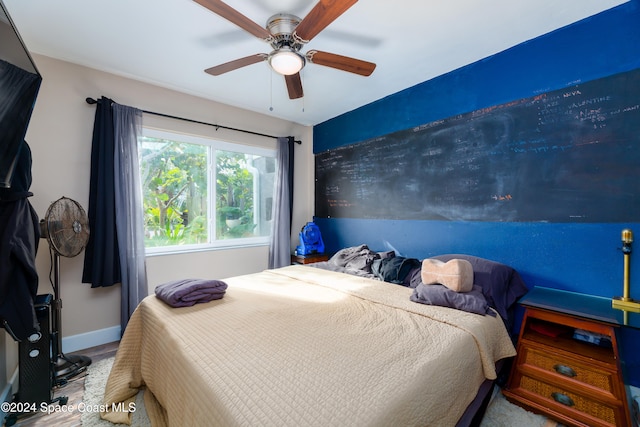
[
  {"xmin": 61, "ymin": 325, "xmax": 121, "ymax": 353},
  {"xmin": 1, "ymin": 383, "xmax": 11, "ymax": 420},
  {"xmin": 1, "ymin": 366, "xmax": 19, "ymax": 421},
  {"xmin": 1, "ymin": 326, "xmax": 118, "ymax": 420}
]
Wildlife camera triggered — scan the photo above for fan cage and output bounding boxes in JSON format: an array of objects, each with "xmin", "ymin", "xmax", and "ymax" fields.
[{"xmin": 43, "ymin": 197, "xmax": 90, "ymax": 258}]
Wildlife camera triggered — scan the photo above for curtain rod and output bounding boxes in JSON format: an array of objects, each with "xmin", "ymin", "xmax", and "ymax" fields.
[{"xmin": 85, "ymin": 97, "xmax": 301, "ymax": 144}]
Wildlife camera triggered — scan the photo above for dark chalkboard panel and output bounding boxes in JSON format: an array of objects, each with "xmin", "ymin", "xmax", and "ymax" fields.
[{"xmin": 315, "ymin": 69, "xmax": 640, "ymax": 222}]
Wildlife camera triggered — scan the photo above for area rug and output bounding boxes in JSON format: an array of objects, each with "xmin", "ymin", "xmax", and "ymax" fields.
[
  {"xmin": 81, "ymin": 357, "xmax": 150, "ymax": 427},
  {"xmin": 480, "ymin": 388, "xmax": 557, "ymax": 427},
  {"xmin": 83, "ymin": 356, "xmax": 554, "ymax": 427}
]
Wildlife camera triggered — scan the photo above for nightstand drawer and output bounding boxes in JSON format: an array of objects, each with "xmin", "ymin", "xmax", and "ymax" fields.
[
  {"xmin": 520, "ymin": 375, "xmax": 620, "ymax": 426},
  {"xmin": 520, "ymin": 344, "xmax": 617, "ymax": 395}
]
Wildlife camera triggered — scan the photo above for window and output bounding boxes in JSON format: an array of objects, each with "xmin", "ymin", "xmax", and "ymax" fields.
[{"xmin": 138, "ymin": 128, "xmax": 276, "ymax": 253}]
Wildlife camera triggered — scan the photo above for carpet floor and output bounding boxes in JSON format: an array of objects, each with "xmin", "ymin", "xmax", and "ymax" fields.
[
  {"xmin": 480, "ymin": 389, "xmax": 557, "ymax": 427},
  {"xmin": 81, "ymin": 358, "xmax": 149, "ymax": 427}
]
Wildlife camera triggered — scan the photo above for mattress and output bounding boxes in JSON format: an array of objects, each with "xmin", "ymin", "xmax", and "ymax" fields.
[{"xmin": 101, "ymin": 265, "xmax": 516, "ymax": 426}]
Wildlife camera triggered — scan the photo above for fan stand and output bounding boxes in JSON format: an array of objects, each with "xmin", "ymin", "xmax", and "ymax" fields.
[{"xmin": 50, "ymin": 252, "xmax": 91, "ymax": 385}]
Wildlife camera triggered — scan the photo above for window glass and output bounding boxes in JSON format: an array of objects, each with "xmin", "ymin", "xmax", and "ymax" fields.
[{"xmin": 138, "ymin": 129, "xmax": 276, "ymax": 253}]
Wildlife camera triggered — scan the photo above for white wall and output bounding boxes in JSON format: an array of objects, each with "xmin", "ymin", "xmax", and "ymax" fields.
[{"xmin": 2, "ymin": 54, "xmax": 314, "ymax": 392}]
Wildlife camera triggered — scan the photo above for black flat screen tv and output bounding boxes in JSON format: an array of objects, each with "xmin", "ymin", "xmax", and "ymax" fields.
[{"xmin": 0, "ymin": 0, "xmax": 41, "ymax": 188}]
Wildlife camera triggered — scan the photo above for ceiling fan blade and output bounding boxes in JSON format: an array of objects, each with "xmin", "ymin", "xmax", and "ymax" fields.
[
  {"xmin": 205, "ymin": 54, "xmax": 267, "ymax": 75},
  {"xmin": 306, "ymin": 50, "xmax": 375, "ymax": 76},
  {"xmin": 293, "ymin": 0, "xmax": 358, "ymax": 43},
  {"xmin": 194, "ymin": 0, "xmax": 273, "ymax": 41},
  {"xmin": 285, "ymin": 73, "xmax": 304, "ymax": 99}
]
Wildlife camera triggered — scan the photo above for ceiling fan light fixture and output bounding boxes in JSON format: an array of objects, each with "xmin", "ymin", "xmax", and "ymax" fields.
[{"xmin": 269, "ymin": 48, "xmax": 305, "ymax": 75}]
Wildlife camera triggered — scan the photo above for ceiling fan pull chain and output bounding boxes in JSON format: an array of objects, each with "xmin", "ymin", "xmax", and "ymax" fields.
[{"xmin": 269, "ymin": 68, "xmax": 274, "ymax": 111}]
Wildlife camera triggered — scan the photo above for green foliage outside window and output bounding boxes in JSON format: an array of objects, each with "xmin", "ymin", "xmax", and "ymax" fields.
[
  {"xmin": 139, "ymin": 136, "xmax": 259, "ymax": 248},
  {"xmin": 215, "ymin": 151, "xmax": 257, "ymax": 239}
]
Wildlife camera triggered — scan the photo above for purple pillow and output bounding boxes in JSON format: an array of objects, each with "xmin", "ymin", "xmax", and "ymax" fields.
[
  {"xmin": 429, "ymin": 254, "xmax": 529, "ymax": 327},
  {"xmin": 411, "ymin": 284, "xmax": 495, "ymax": 317}
]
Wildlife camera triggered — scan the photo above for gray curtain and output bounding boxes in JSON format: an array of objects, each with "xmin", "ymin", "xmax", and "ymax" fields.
[
  {"xmin": 112, "ymin": 103, "xmax": 148, "ymax": 333},
  {"xmin": 269, "ymin": 137, "xmax": 294, "ymax": 268}
]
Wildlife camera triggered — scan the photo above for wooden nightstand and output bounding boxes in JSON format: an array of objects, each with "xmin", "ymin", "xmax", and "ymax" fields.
[
  {"xmin": 503, "ymin": 287, "xmax": 633, "ymax": 427},
  {"xmin": 291, "ymin": 253, "xmax": 329, "ymax": 265}
]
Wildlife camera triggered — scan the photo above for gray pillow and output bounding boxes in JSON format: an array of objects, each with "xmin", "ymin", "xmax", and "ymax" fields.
[
  {"xmin": 429, "ymin": 254, "xmax": 528, "ymax": 327},
  {"xmin": 411, "ymin": 284, "xmax": 495, "ymax": 316}
]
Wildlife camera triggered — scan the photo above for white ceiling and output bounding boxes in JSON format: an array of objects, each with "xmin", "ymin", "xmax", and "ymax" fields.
[{"xmin": 3, "ymin": 0, "xmax": 627, "ymax": 126}]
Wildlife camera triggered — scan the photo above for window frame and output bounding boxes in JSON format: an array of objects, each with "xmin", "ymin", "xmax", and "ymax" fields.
[{"xmin": 140, "ymin": 127, "xmax": 276, "ymax": 256}]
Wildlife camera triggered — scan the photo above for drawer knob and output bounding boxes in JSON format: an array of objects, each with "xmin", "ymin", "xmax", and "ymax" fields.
[
  {"xmin": 553, "ymin": 364, "xmax": 577, "ymax": 378},
  {"xmin": 551, "ymin": 392, "xmax": 575, "ymax": 407}
]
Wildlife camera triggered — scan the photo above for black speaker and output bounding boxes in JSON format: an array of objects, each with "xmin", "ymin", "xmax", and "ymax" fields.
[{"xmin": 17, "ymin": 294, "xmax": 53, "ymax": 406}]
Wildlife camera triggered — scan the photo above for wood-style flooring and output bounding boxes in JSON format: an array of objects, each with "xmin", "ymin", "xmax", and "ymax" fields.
[{"xmin": 3, "ymin": 341, "xmax": 119, "ymax": 427}]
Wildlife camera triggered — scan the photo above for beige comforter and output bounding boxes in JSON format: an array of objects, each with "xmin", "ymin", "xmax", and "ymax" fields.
[{"xmin": 101, "ymin": 265, "xmax": 516, "ymax": 427}]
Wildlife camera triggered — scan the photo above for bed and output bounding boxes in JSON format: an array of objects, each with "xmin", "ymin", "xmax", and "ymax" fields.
[{"xmin": 101, "ymin": 252, "xmax": 528, "ymax": 427}]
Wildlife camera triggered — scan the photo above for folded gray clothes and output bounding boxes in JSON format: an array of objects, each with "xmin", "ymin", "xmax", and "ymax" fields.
[
  {"xmin": 410, "ymin": 284, "xmax": 495, "ymax": 316},
  {"xmin": 328, "ymin": 244, "xmax": 379, "ymax": 272},
  {"xmin": 155, "ymin": 278, "xmax": 228, "ymax": 308}
]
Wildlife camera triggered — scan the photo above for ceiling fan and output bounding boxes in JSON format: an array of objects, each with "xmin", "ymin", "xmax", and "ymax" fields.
[{"xmin": 194, "ymin": 0, "xmax": 376, "ymax": 99}]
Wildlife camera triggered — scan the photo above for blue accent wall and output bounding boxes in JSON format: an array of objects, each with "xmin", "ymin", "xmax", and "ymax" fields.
[
  {"xmin": 315, "ymin": 2, "xmax": 640, "ymax": 153},
  {"xmin": 313, "ymin": 1, "xmax": 640, "ymax": 385}
]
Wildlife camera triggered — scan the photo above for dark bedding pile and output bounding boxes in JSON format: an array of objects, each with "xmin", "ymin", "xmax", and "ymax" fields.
[
  {"xmin": 311, "ymin": 244, "xmax": 422, "ymax": 286},
  {"xmin": 310, "ymin": 246, "xmax": 528, "ymax": 326},
  {"xmin": 310, "ymin": 244, "xmax": 381, "ymax": 278}
]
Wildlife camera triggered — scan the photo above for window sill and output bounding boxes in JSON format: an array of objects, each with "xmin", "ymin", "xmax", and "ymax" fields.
[{"xmin": 145, "ymin": 240, "xmax": 269, "ymax": 257}]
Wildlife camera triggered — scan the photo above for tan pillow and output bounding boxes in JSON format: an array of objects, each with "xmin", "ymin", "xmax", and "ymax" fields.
[{"xmin": 421, "ymin": 258, "xmax": 474, "ymax": 292}]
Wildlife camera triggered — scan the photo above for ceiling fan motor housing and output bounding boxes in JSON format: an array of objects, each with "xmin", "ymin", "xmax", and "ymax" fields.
[
  {"xmin": 267, "ymin": 14, "xmax": 306, "ymax": 75},
  {"xmin": 267, "ymin": 13, "xmax": 303, "ymax": 51}
]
